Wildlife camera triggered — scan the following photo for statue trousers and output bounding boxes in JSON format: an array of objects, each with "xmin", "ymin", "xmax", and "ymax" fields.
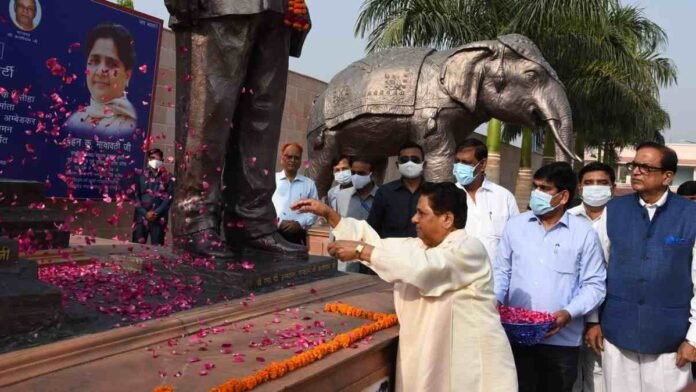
[{"xmin": 172, "ymin": 12, "xmax": 290, "ymax": 239}]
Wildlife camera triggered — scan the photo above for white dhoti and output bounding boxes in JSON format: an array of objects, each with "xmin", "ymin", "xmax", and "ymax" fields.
[
  {"xmin": 603, "ymin": 338, "xmax": 692, "ymax": 392},
  {"xmin": 574, "ymin": 344, "xmax": 605, "ymax": 392}
]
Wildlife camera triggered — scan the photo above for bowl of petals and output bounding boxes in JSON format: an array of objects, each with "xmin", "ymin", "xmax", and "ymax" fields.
[{"xmin": 498, "ymin": 305, "xmax": 556, "ymax": 346}]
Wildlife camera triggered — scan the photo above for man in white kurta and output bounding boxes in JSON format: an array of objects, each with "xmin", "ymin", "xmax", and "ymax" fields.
[
  {"xmin": 452, "ymin": 138, "xmax": 519, "ymax": 263},
  {"xmin": 292, "ymin": 183, "xmax": 517, "ymax": 392}
]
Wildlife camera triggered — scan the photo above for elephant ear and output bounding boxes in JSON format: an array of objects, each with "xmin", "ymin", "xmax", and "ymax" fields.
[
  {"xmin": 439, "ymin": 40, "xmax": 501, "ymax": 113},
  {"xmin": 497, "ymin": 34, "xmax": 563, "ymax": 87}
]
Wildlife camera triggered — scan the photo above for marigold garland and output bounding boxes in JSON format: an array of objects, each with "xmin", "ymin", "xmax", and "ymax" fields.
[
  {"xmin": 154, "ymin": 303, "xmax": 398, "ymax": 392},
  {"xmin": 284, "ymin": 0, "xmax": 310, "ymax": 31}
]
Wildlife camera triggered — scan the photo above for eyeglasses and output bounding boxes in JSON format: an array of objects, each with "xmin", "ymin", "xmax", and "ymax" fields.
[
  {"xmin": 626, "ymin": 161, "xmax": 663, "ymax": 174},
  {"xmin": 398, "ymin": 155, "xmax": 423, "ymax": 164},
  {"xmin": 283, "ymin": 154, "xmax": 301, "ymax": 161}
]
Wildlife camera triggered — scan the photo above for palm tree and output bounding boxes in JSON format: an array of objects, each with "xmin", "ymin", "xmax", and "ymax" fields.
[
  {"xmin": 513, "ymin": 127, "xmax": 534, "ymax": 211},
  {"xmin": 116, "ymin": 0, "xmax": 134, "ymax": 9},
  {"xmin": 486, "ymin": 119, "xmax": 503, "ymax": 183},
  {"xmin": 355, "ymin": 0, "xmax": 676, "ymax": 164}
]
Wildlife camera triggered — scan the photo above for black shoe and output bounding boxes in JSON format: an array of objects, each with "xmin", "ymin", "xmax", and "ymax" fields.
[
  {"xmin": 246, "ymin": 231, "xmax": 308, "ymax": 258},
  {"xmin": 174, "ymin": 229, "xmax": 235, "ymax": 259}
]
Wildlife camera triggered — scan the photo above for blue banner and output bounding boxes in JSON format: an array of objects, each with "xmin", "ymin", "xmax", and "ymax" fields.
[{"xmin": 0, "ymin": 0, "xmax": 162, "ymax": 198}]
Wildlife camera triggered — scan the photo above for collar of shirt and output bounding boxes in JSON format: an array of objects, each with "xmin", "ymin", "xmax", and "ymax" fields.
[
  {"xmin": 277, "ymin": 171, "xmax": 308, "ymax": 183},
  {"xmin": 527, "ymin": 210, "xmax": 571, "ymax": 229},
  {"xmin": 349, "ymin": 184, "xmax": 379, "ymax": 199},
  {"xmin": 638, "ymin": 189, "xmax": 669, "ymax": 209},
  {"xmin": 394, "ymin": 178, "xmax": 425, "ymax": 192},
  {"xmin": 568, "ymin": 204, "xmax": 604, "ymax": 223}
]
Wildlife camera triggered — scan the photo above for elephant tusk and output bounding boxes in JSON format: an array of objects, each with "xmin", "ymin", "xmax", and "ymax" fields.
[{"xmin": 548, "ymin": 120, "xmax": 582, "ymax": 163}]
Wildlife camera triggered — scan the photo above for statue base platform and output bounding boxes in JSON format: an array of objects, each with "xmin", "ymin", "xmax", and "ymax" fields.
[
  {"xmin": 0, "ymin": 237, "xmax": 63, "ymax": 336},
  {"xmin": 0, "ymin": 274, "xmax": 397, "ymax": 392},
  {"xmin": 224, "ymin": 250, "xmax": 338, "ymax": 290}
]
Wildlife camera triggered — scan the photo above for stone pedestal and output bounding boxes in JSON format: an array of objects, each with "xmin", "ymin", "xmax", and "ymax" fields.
[
  {"xmin": 225, "ymin": 253, "xmax": 338, "ymax": 290},
  {"xmin": 0, "ymin": 237, "xmax": 62, "ymax": 336},
  {"xmin": 0, "ymin": 179, "xmax": 70, "ymax": 250}
]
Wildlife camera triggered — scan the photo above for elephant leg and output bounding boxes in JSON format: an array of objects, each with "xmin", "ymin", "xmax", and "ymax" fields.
[
  {"xmin": 421, "ymin": 128, "xmax": 456, "ymax": 183},
  {"xmin": 308, "ymin": 127, "xmax": 338, "ymax": 198}
]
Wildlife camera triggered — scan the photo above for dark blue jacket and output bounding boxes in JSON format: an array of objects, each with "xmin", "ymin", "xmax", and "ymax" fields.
[
  {"xmin": 602, "ymin": 192, "xmax": 696, "ymax": 354},
  {"xmin": 133, "ymin": 169, "xmax": 174, "ymax": 222}
]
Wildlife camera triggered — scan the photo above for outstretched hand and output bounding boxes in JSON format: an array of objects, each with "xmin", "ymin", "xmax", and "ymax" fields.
[{"xmin": 291, "ymin": 198, "xmax": 330, "ymax": 217}]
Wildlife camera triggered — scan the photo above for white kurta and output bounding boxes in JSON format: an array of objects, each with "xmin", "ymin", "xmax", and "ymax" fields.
[{"xmin": 333, "ymin": 218, "xmax": 517, "ymax": 392}]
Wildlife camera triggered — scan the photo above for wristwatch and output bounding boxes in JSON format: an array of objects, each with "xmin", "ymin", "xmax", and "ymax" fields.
[{"xmin": 354, "ymin": 244, "xmax": 365, "ymax": 259}]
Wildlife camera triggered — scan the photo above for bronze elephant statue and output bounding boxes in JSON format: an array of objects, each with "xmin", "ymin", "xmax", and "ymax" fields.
[{"xmin": 307, "ymin": 34, "xmax": 578, "ymax": 196}]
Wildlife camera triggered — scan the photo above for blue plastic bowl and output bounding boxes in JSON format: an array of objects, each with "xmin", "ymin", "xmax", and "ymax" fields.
[{"xmin": 502, "ymin": 321, "xmax": 555, "ymax": 346}]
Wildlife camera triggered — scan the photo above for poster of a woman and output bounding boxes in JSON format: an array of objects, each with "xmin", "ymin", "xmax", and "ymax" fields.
[{"xmin": 65, "ymin": 23, "xmax": 137, "ymax": 134}]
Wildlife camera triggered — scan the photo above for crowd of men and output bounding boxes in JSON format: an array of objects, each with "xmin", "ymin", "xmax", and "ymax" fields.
[
  {"xmin": 128, "ymin": 137, "xmax": 696, "ymax": 391},
  {"xmin": 271, "ymin": 138, "xmax": 696, "ymax": 392}
]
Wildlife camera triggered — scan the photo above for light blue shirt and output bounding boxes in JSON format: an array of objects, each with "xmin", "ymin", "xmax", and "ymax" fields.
[
  {"xmin": 272, "ymin": 171, "xmax": 319, "ymax": 230},
  {"xmin": 493, "ymin": 210, "xmax": 606, "ymax": 347}
]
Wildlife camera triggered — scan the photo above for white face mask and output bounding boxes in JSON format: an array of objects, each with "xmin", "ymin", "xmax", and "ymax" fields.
[
  {"xmin": 148, "ymin": 159, "xmax": 163, "ymax": 170},
  {"xmin": 333, "ymin": 169, "xmax": 352, "ymax": 185},
  {"xmin": 398, "ymin": 161, "xmax": 424, "ymax": 179},
  {"xmin": 582, "ymin": 185, "xmax": 612, "ymax": 207},
  {"xmin": 351, "ymin": 173, "xmax": 372, "ymax": 190}
]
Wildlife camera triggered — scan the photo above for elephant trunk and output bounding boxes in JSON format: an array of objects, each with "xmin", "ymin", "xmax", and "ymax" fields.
[{"xmin": 538, "ymin": 83, "xmax": 581, "ymax": 163}]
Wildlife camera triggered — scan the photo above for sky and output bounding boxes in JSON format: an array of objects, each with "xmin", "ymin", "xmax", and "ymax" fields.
[{"xmin": 132, "ymin": 0, "xmax": 694, "ymax": 143}]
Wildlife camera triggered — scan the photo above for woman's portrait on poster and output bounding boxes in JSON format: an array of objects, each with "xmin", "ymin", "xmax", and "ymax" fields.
[{"xmin": 65, "ymin": 23, "xmax": 138, "ymax": 135}]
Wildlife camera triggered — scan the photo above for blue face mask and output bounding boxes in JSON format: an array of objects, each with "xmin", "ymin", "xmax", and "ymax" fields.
[
  {"xmin": 529, "ymin": 189, "xmax": 562, "ymax": 216},
  {"xmin": 453, "ymin": 162, "xmax": 481, "ymax": 186}
]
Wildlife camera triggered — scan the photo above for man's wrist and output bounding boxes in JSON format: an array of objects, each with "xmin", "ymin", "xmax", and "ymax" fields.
[{"xmin": 355, "ymin": 243, "xmax": 365, "ymax": 259}]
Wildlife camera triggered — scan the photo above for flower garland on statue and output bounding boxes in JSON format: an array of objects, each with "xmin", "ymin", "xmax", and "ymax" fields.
[
  {"xmin": 284, "ymin": 0, "xmax": 310, "ymax": 31},
  {"xmin": 153, "ymin": 304, "xmax": 398, "ymax": 392}
]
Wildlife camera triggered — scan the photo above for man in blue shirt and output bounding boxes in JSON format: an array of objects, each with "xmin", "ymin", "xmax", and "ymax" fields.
[
  {"xmin": 272, "ymin": 142, "xmax": 319, "ymax": 245},
  {"xmin": 132, "ymin": 149, "xmax": 175, "ymax": 246},
  {"xmin": 494, "ymin": 162, "xmax": 606, "ymax": 392}
]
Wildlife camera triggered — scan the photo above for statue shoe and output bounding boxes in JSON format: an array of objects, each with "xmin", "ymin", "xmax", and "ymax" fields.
[
  {"xmin": 175, "ymin": 229, "xmax": 235, "ymax": 259},
  {"xmin": 246, "ymin": 231, "xmax": 308, "ymax": 258}
]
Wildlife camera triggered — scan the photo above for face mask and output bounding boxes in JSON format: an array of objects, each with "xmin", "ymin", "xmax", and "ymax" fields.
[
  {"xmin": 333, "ymin": 169, "xmax": 352, "ymax": 185},
  {"xmin": 351, "ymin": 173, "xmax": 372, "ymax": 190},
  {"xmin": 453, "ymin": 162, "xmax": 480, "ymax": 186},
  {"xmin": 529, "ymin": 189, "xmax": 562, "ymax": 216},
  {"xmin": 399, "ymin": 161, "xmax": 424, "ymax": 179},
  {"xmin": 582, "ymin": 185, "xmax": 612, "ymax": 207},
  {"xmin": 148, "ymin": 159, "xmax": 163, "ymax": 170}
]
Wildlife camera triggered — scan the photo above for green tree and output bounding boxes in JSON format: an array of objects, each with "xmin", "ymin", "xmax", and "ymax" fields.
[
  {"xmin": 116, "ymin": 0, "xmax": 134, "ymax": 9},
  {"xmin": 355, "ymin": 0, "xmax": 676, "ymax": 165}
]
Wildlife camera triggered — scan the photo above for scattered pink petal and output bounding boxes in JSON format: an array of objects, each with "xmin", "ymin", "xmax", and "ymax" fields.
[
  {"xmin": 188, "ymin": 357, "xmax": 201, "ymax": 363},
  {"xmin": 204, "ymin": 362, "xmax": 215, "ymax": 370},
  {"xmin": 256, "ymin": 357, "xmax": 265, "ymax": 363},
  {"xmin": 138, "ymin": 64, "xmax": 148, "ymax": 73},
  {"xmin": 309, "ymin": 288, "xmax": 317, "ymax": 294},
  {"xmin": 199, "ymin": 370, "xmax": 208, "ymax": 376}
]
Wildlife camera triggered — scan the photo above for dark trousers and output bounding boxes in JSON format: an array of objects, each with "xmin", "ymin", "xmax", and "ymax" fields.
[
  {"xmin": 513, "ymin": 344, "xmax": 579, "ymax": 392},
  {"xmin": 132, "ymin": 220, "xmax": 166, "ymax": 245},
  {"xmin": 279, "ymin": 228, "xmax": 307, "ymax": 246},
  {"xmin": 172, "ymin": 12, "xmax": 290, "ymax": 239}
]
